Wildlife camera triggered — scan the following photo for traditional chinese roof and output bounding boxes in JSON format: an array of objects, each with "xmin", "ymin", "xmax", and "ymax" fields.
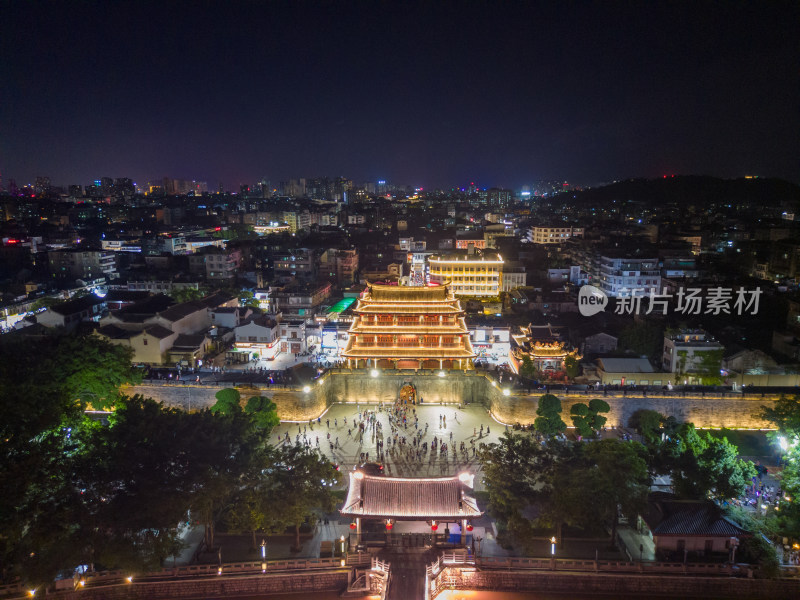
[
  {"xmin": 643, "ymin": 493, "xmax": 749, "ymax": 538},
  {"xmin": 368, "ymin": 284, "xmax": 450, "ymax": 302},
  {"xmin": 341, "ymin": 346, "xmax": 476, "ymax": 359},
  {"xmin": 341, "ymin": 472, "xmax": 482, "ymax": 520},
  {"xmin": 343, "ymin": 282, "xmax": 474, "ymax": 361}
]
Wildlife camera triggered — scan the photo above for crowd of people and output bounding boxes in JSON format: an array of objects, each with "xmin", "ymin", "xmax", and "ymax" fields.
[{"xmin": 274, "ymin": 395, "xmax": 498, "ymax": 477}]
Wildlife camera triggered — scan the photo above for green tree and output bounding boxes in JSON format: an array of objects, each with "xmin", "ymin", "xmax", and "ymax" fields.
[
  {"xmin": 669, "ymin": 425, "xmax": 756, "ymax": 501},
  {"xmin": 244, "ymin": 395, "xmax": 280, "ymax": 436},
  {"xmin": 564, "ymin": 354, "xmax": 580, "ymax": 379},
  {"xmin": 758, "ymin": 396, "xmax": 800, "ymax": 539},
  {"xmin": 738, "ymin": 534, "xmax": 780, "ymax": 579},
  {"xmin": 579, "ymin": 440, "xmax": 650, "ymax": 544},
  {"xmin": 168, "ymin": 287, "xmax": 204, "ymax": 303},
  {"xmin": 57, "ymin": 334, "xmax": 140, "ymax": 408},
  {"xmin": 239, "ymin": 290, "xmax": 260, "ymax": 308},
  {"xmin": 519, "ymin": 355, "xmax": 537, "ymax": 379},
  {"xmin": 478, "ymin": 431, "xmax": 568, "ymax": 541},
  {"xmin": 570, "ymin": 398, "xmax": 610, "ymax": 438},
  {"xmin": 211, "ymin": 388, "xmax": 242, "ymax": 414},
  {"xmin": 266, "ymin": 445, "xmax": 341, "ymax": 551},
  {"xmin": 534, "ymin": 394, "xmax": 566, "ymax": 437},
  {"xmin": 759, "ymin": 394, "xmax": 800, "ymax": 436},
  {"xmin": 628, "ymin": 409, "xmax": 667, "ymax": 444},
  {"xmin": 30, "ymin": 296, "xmax": 63, "ymax": 311}
]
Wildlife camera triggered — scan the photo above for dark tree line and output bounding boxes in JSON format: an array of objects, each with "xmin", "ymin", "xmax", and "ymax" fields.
[{"xmin": 0, "ymin": 333, "xmax": 338, "ymax": 589}]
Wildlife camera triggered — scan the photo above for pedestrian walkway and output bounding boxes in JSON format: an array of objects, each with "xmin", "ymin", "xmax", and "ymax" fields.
[
  {"xmin": 271, "ymin": 402, "xmax": 506, "ymax": 488},
  {"xmin": 379, "ymin": 547, "xmax": 436, "ymax": 600},
  {"xmin": 617, "ymin": 526, "xmax": 656, "ymax": 561}
]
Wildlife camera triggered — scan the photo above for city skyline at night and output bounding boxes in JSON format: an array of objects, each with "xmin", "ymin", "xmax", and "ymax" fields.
[{"xmin": 2, "ymin": 2, "xmax": 798, "ymax": 189}]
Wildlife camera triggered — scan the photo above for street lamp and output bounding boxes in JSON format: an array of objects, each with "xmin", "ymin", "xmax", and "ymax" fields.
[
  {"xmin": 261, "ymin": 538, "xmax": 267, "ymax": 572},
  {"xmin": 729, "ymin": 537, "xmax": 739, "ymax": 564}
]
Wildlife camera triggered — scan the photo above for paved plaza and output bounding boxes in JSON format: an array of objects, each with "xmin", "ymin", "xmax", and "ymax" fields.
[{"xmin": 272, "ymin": 402, "xmax": 506, "ymax": 488}]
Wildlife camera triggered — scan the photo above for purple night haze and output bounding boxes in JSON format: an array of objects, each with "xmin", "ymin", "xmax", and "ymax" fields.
[{"xmin": 2, "ymin": 1, "xmax": 798, "ymax": 189}]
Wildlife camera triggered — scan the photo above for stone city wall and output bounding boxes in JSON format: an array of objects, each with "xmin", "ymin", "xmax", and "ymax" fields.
[
  {"xmin": 55, "ymin": 570, "xmax": 348, "ymax": 599},
  {"xmin": 125, "ymin": 370, "xmax": 779, "ymax": 429},
  {"xmin": 437, "ymin": 568, "xmax": 800, "ymax": 599},
  {"xmin": 485, "ymin": 385, "xmax": 778, "ymax": 429},
  {"xmin": 123, "ymin": 383, "xmax": 327, "ymax": 422}
]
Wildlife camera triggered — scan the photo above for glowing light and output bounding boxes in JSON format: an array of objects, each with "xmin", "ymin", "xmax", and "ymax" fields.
[
  {"xmin": 370, "ymin": 369, "xmax": 379, "ymax": 378},
  {"xmin": 502, "ymin": 388, "xmax": 510, "ymax": 396},
  {"xmin": 303, "ymin": 385, "xmax": 311, "ymax": 393},
  {"xmin": 126, "ymin": 576, "xmax": 133, "ymax": 583},
  {"xmin": 438, "ymin": 371, "xmax": 446, "ymax": 378}
]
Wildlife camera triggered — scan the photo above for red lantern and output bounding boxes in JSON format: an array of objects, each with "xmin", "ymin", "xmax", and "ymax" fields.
[
  {"xmin": 466, "ymin": 524, "xmax": 474, "ymax": 532},
  {"xmin": 386, "ymin": 522, "xmax": 393, "ymax": 530},
  {"xmin": 349, "ymin": 522, "xmax": 356, "ymax": 530},
  {"xmin": 431, "ymin": 524, "xmax": 438, "ymax": 531}
]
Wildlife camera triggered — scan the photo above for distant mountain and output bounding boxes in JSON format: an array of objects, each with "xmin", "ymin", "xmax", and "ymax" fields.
[{"xmin": 567, "ymin": 176, "xmax": 800, "ymax": 212}]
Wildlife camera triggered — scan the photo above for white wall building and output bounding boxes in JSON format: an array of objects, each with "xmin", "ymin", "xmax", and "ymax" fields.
[
  {"xmin": 528, "ymin": 226, "xmax": 585, "ymax": 244},
  {"xmin": 597, "ymin": 255, "xmax": 661, "ymax": 297}
]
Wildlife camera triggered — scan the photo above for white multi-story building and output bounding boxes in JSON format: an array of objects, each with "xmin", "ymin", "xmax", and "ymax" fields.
[
  {"xmin": 597, "ymin": 255, "xmax": 661, "ymax": 297},
  {"xmin": 662, "ymin": 329, "xmax": 724, "ymax": 377},
  {"xmin": 528, "ymin": 226, "xmax": 584, "ymax": 244}
]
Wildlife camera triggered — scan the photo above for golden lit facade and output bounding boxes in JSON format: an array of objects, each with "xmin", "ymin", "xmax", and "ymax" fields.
[
  {"xmin": 342, "ymin": 283, "xmax": 475, "ymax": 369},
  {"xmin": 512, "ymin": 324, "xmax": 580, "ymax": 378},
  {"xmin": 427, "ymin": 253, "xmax": 503, "ymax": 297}
]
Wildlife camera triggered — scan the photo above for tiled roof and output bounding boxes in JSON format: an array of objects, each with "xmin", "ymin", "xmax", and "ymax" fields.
[
  {"xmin": 597, "ymin": 357, "xmax": 654, "ymax": 373},
  {"xmin": 349, "ymin": 324, "xmax": 469, "ymax": 335},
  {"xmin": 643, "ymin": 494, "xmax": 749, "ymax": 537},
  {"xmin": 157, "ymin": 300, "xmax": 207, "ymax": 322},
  {"xmin": 97, "ymin": 324, "xmax": 134, "ymax": 340},
  {"xmin": 355, "ymin": 302, "xmax": 462, "ymax": 314},
  {"xmin": 171, "ymin": 334, "xmax": 207, "ymax": 351},
  {"xmin": 369, "ymin": 284, "xmax": 450, "ymax": 302},
  {"xmin": 143, "ymin": 325, "xmax": 176, "ymax": 340},
  {"xmin": 50, "ymin": 295, "xmax": 104, "ymax": 315},
  {"xmin": 341, "ymin": 473, "xmax": 482, "ymax": 520}
]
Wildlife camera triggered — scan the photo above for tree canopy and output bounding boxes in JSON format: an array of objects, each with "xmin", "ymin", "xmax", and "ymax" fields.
[
  {"xmin": 534, "ymin": 394, "xmax": 566, "ymax": 437},
  {"xmin": 570, "ymin": 398, "xmax": 610, "ymax": 438}
]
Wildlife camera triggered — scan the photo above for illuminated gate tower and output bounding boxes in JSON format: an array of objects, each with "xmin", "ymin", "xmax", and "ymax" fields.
[{"xmin": 342, "ymin": 283, "xmax": 476, "ymax": 370}]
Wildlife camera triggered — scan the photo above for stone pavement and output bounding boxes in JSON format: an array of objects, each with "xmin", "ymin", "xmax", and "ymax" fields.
[{"xmin": 271, "ymin": 402, "xmax": 508, "ymax": 489}]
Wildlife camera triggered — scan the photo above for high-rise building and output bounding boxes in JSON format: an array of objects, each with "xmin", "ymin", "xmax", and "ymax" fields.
[{"xmin": 34, "ymin": 176, "xmax": 51, "ymax": 196}]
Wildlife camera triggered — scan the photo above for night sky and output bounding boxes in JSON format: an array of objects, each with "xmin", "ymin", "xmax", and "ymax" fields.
[{"xmin": 2, "ymin": 1, "xmax": 798, "ymax": 190}]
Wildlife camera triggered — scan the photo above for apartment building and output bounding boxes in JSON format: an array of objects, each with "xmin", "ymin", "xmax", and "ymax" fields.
[{"xmin": 528, "ymin": 226, "xmax": 585, "ymax": 244}]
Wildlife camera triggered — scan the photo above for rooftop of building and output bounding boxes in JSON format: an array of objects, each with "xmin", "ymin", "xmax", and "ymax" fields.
[
  {"xmin": 48, "ymin": 295, "xmax": 105, "ymax": 315},
  {"xmin": 367, "ymin": 283, "xmax": 453, "ymax": 303},
  {"xmin": 642, "ymin": 492, "xmax": 749, "ymax": 538},
  {"xmin": 596, "ymin": 357, "xmax": 655, "ymax": 373},
  {"xmin": 341, "ymin": 472, "xmax": 482, "ymax": 520}
]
